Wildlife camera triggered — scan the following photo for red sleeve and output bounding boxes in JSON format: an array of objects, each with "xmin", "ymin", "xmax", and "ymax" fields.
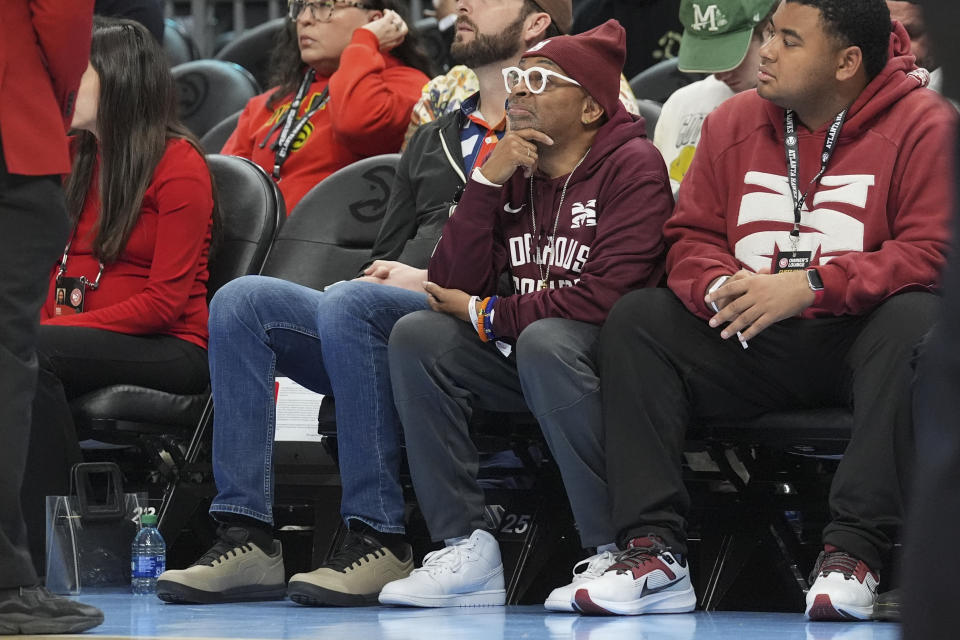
[
  {"xmin": 220, "ymin": 97, "xmax": 262, "ymax": 159},
  {"xmin": 664, "ymin": 114, "xmax": 742, "ymax": 319},
  {"xmin": 814, "ymin": 104, "xmax": 956, "ymax": 315},
  {"xmin": 494, "ymin": 164, "xmax": 673, "ymax": 338},
  {"xmin": 29, "ymin": 0, "xmax": 94, "ymax": 124},
  {"xmin": 45, "ymin": 143, "xmax": 214, "ymax": 333},
  {"xmin": 327, "ymin": 29, "xmax": 429, "ymax": 156}
]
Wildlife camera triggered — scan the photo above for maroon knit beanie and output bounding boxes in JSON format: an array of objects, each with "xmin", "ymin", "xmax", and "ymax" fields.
[{"xmin": 520, "ymin": 19, "xmax": 626, "ymax": 118}]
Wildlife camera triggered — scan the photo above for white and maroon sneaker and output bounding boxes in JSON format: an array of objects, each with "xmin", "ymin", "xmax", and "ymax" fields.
[
  {"xmin": 544, "ymin": 550, "xmax": 617, "ymax": 612},
  {"xmin": 805, "ymin": 545, "xmax": 879, "ymax": 621},
  {"xmin": 572, "ymin": 536, "xmax": 696, "ymax": 616}
]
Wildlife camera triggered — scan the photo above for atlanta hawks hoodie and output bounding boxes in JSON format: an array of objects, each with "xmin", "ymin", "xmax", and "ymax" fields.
[
  {"xmin": 427, "ymin": 106, "xmax": 673, "ymax": 340},
  {"xmin": 665, "ymin": 21, "xmax": 957, "ymax": 320}
]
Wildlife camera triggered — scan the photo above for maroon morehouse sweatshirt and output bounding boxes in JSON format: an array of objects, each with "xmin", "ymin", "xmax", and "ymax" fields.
[{"xmin": 427, "ymin": 106, "xmax": 674, "ymax": 340}]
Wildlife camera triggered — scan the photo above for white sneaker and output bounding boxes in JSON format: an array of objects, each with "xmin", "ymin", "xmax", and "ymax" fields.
[
  {"xmin": 573, "ymin": 536, "xmax": 696, "ymax": 616},
  {"xmin": 544, "ymin": 550, "xmax": 618, "ymax": 612},
  {"xmin": 804, "ymin": 546, "xmax": 878, "ymax": 621},
  {"xmin": 378, "ymin": 529, "xmax": 506, "ymax": 607}
]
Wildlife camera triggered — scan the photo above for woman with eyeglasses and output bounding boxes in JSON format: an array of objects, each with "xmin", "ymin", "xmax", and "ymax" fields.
[
  {"xmin": 20, "ymin": 17, "xmax": 217, "ymax": 571},
  {"xmin": 221, "ymin": 0, "xmax": 433, "ymax": 211}
]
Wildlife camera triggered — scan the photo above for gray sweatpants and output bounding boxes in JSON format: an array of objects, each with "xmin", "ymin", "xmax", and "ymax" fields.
[{"xmin": 388, "ymin": 310, "xmax": 614, "ymax": 548}]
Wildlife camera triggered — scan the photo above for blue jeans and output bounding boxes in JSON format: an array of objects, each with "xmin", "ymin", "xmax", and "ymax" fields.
[{"xmin": 207, "ymin": 276, "xmax": 429, "ymax": 533}]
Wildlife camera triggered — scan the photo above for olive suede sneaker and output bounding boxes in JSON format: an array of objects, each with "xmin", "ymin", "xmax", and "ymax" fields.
[
  {"xmin": 287, "ymin": 530, "xmax": 413, "ymax": 606},
  {"xmin": 156, "ymin": 525, "xmax": 285, "ymax": 604}
]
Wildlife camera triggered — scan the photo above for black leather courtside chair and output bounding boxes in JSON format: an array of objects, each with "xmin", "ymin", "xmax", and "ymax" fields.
[
  {"xmin": 214, "ymin": 18, "xmax": 286, "ymax": 90},
  {"xmin": 200, "ymin": 110, "xmax": 242, "ymax": 154},
  {"xmin": 635, "ymin": 99, "xmax": 663, "ymax": 140},
  {"xmin": 172, "ymin": 60, "xmax": 260, "ymax": 138},
  {"xmin": 687, "ymin": 408, "xmax": 853, "ymax": 610},
  {"xmin": 259, "ymin": 153, "xmax": 401, "ymax": 288},
  {"xmin": 70, "ymin": 156, "xmax": 284, "ymax": 539},
  {"xmin": 162, "ymin": 19, "xmax": 197, "ymax": 67},
  {"xmin": 629, "ymin": 58, "xmax": 706, "ymax": 104}
]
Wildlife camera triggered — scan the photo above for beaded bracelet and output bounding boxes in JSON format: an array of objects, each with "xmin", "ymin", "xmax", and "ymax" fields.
[
  {"xmin": 476, "ymin": 296, "xmax": 491, "ymax": 342},
  {"xmin": 482, "ymin": 295, "xmax": 498, "ymax": 342}
]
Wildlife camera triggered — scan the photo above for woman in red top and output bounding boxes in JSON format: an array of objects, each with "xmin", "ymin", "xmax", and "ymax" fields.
[
  {"xmin": 221, "ymin": 0, "xmax": 433, "ymax": 211},
  {"xmin": 22, "ymin": 18, "xmax": 216, "ymax": 563}
]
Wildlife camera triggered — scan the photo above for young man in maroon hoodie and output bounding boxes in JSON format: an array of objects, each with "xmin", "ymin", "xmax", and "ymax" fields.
[
  {"xmin": 382, "ymin": 20, "xmax": 673, "ymax": 609},
  {"xmin": 580, "ymin": 0, "xmax": 956, "ymax": 621}
]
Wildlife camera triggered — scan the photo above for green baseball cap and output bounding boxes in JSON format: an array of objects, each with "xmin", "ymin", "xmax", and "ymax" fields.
[{"xmin": 677, "ymin": 0, "xmax": 778, "ymax": 73}]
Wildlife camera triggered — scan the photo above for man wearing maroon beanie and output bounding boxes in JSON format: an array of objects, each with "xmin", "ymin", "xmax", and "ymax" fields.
[{"xmin": 381, "ymin": 20, "xmax": 674, "ymax": 610}]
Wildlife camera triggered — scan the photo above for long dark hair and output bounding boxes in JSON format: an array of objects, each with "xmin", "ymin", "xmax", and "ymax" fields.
[
  {"xmin": 64, "ymin": 17, "xmax": 218, "ymax": 264},
  {"xmin": 266, "ymin": 0, "xmax": 435, "ymax": 109}
]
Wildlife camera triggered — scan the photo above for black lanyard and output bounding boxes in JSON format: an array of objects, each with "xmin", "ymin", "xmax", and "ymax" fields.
[
  {"xmin": 56, "ymin": 239, "xmax": 104, "ymax": 290},
  {"xmin": 783, "ymin": 108, "xmax": 846, "ymax": 249},
  {"xmin": 258, "ymin": 69, "xmax": 329, "ymax": 180}
]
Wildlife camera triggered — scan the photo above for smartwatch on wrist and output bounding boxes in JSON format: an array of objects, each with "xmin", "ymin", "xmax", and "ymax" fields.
[{"xmin": 806, "ymin": 268, "xmax": 824, "ymax": 292}]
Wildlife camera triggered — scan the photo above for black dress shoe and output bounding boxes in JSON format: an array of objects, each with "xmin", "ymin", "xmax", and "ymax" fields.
[
  {"xmin": 0, "ymin": 586, "xmax": 103, "ymax": 635},
  {"xmin": 872, "ymin": 587, "xmax": 901, "ymax": 621}
]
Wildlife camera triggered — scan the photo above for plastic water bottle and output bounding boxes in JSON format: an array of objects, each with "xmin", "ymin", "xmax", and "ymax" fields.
[{"xmin": 131, "ymin": 513, "xmax": 166, "ymax": 595}]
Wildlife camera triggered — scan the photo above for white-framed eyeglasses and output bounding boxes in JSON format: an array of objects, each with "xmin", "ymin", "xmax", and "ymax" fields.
[
  {"xmin": 288, "ymin": 0, "xmax": 372, "ymax": 22},
  {"xmin": 501, "ymin": 66, "xmax": 582, "ymax": 95}
]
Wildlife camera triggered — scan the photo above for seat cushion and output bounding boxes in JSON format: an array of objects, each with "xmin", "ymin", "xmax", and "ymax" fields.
[
  {"xmin": 689, "ymin": 408, "xmax": 853, "ymax": 448},
  {"xmin": 71, "ymin": 385, "xmax": 208, "ymax": 432}
]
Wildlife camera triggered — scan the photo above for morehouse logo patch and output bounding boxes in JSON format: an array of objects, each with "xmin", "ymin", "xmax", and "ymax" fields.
[{"xmin": 570, "ymin": 200, "xmax": 597, "ymax": 228}]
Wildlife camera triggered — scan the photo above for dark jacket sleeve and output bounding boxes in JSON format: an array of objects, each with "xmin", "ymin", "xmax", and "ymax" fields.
[
  {"xmin": 363, "ymin": 118, "xmax": 463, "ymax": 271},
  {"xmin": 427, "ymin": 177, "xmax": 508, "ymax": 297}
]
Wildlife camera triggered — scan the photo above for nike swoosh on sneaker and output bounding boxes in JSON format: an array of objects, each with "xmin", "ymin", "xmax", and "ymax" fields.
[
  {"xmin": 640, "ymin": 576, "xmax": 684, "ymax": 598},
  {"xmin": 503, "ymin": 202, "xmax": 525, "ymax": 214}
]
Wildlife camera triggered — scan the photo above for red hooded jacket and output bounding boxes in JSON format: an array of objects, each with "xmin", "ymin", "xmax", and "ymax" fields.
[{"xmin": 665, "ymin": 22, "xmax": 957, "ymax": 319}]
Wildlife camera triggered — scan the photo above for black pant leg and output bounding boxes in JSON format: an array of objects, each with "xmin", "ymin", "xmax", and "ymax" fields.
[
  {"xmin": 824, "ymin": 292, "xmax": 939, "ymax": 571},
  {"xmin": 37, "ymin": 325, "xmax": 210, "ymax": 397},
  {"xmin": 598, "ymin": 288, "xmax": 840, "ymax": 553},
  {"xmin": 0, "ymin": 147, "xmax": 71, "ymax": 588}
]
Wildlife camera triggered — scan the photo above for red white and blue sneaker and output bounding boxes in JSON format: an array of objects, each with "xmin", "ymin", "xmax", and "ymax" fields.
[
  {"xmin": 572, "ymin": 536, "xmax": 696, "ymax": 616},
  {"xmin": 805, "ymin": 545, "xmax": 879, "ymax": 621}
]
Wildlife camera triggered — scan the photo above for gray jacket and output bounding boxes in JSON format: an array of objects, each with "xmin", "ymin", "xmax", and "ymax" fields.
[{"xmin": 362, "ymin": 107, "xmax": 467, "ymax": 272}]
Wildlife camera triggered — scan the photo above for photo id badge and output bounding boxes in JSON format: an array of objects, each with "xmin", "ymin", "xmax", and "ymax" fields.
[
  {"xmin": 54, "ymin": 276, "xmax": 85, "ymax": 315},
  {"xmin": 772, "ymin": 250, "xmax": 812, "ymax": 274}
]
